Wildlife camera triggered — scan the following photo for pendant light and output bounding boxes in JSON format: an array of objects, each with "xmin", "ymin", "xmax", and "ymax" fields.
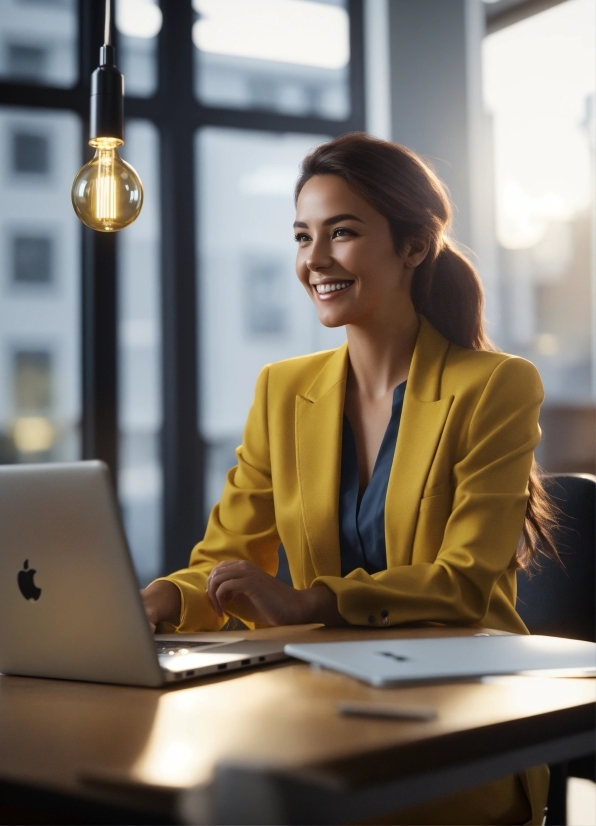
[{"xmin": 71, "ymin": 0, "xmax": 144, "ymax": 232}]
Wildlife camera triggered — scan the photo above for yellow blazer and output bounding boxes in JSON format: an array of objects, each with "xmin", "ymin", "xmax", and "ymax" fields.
[
  {"xmin": 161, "ymin": 316, "xmax": 543, "ymax": 636},
  {"xmin": 159, "ymin": 315, "xmax": 548, "ymax": 824}
]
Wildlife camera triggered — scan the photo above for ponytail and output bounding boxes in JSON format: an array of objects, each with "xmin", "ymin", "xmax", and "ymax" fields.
[
  {"xmin": 411, "ymin": 240, "xmax": 492, "ymax": 351},
  {"xmin": 296, "ymin": 132, "xmax": 560, "ymax": 570}
]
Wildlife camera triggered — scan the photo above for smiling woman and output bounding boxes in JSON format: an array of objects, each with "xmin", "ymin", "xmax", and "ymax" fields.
[
  {"xmin": 143, "ymin": 132, "xmax": 558, "ymax": 628},
  {"xmin": 142, "ymin": 131, "xmax": 558, "ymax": 825}
]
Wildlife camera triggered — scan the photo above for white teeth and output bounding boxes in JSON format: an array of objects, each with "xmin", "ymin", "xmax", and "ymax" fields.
[{"xmin": 315, "ymin": 281, "xmax": 352, "ymax": 294}]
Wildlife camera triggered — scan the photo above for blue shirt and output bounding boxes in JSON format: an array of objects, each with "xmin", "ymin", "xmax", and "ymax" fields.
[{"xmin": 339, "ymin": 381, "xmax": 406, "ymax": 576}]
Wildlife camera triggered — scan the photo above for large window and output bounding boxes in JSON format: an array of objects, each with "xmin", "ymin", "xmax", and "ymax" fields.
[
  {"xmin": 484, "ymin": 0, "xmax": 595, "ymax": 398},
  {"xmin": 0, "ymin": 0, "xmax": 365, "ymax": 578},
  {"xmin": 483, "ymin": 0, "xmax": 595, "ymax": 472},
  {"xmin": 193, "ymin": 0, "xmax": 350, "ymax": 119}
]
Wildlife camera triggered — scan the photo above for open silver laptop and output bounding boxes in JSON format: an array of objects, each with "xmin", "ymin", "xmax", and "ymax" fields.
[
  {"xmin": 0, "ymin": 461, "xmax": 287, "ymax": 687},
  {"xmin": 285, "ymin": 635, "xmax": 596, "ymax": 687}
]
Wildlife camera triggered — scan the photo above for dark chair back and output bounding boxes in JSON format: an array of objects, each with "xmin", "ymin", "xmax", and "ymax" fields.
[
  {"xmin": 516, "ymin": 474, "xmax": 595, "ymax": 643},
  {"xmin": 516, "ymin": 474, "xmax": 595, "ymax": 826}
]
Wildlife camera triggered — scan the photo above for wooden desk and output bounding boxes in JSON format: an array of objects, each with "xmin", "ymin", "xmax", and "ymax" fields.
[{"xmin": 0, "ymin": 626, "xmax": 593, "ymax": 824}]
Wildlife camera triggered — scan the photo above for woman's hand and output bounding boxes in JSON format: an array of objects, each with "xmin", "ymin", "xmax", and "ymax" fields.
[
  {"xmin": 206, "ymin": 560, "xmax": 346, "ymax": 627},
  {"xmin": 140, "ymin": 580, "xmax": 182, "ymax": 633}
]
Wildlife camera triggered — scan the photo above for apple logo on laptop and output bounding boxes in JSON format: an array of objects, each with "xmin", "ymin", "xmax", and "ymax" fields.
[{"xmin": 17, "ymin": 560, "xmax": 42, "ymax": 601}]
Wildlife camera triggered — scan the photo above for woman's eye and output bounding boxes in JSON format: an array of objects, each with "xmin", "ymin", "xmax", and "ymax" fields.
[
  {"xmin": 294, "ymin": 233, "xmax": 310, "ymax": 243},
  {"xmin": 333, "ymin": 227, "xmax": 355, "ymax": 238}
]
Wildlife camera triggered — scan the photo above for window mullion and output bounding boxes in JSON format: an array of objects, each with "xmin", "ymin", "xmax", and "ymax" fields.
[
  {"xmin": 80, "ymin": 0, "xmax": 119, "ymax": 487},
  {"xmin": 158, "ymin": 0, "xmax": 204, "ymax": 573}
]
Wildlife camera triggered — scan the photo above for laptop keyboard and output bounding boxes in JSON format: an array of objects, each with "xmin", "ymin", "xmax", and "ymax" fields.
[{"xmin": 155, "ymin": 641, "xmax": 217, "ymax": 656}]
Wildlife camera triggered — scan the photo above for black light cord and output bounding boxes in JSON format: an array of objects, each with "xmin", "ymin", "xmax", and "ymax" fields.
[{"xmin": 90, "ymin": 0, "xmax": 123, "ymax": 141}]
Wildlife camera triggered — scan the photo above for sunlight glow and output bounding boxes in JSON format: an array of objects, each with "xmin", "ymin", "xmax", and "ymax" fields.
[
  {"xmin": 239, "ymin": 164, "xmax": 300, "ymax": 196},
  {"xmin": 192, "ymin": 0, "xmax": 350, "ymax": 69},
  {"xmin": 13, "ymin": 417, "xmax": 54, "ymax": 453},
  {"xmin": 116, "ymin": 0, "xmax": 162, "ymax": 40},
  {"xmin": 483, "ymin": 0, "xmax": 595, "ymax": 249}
]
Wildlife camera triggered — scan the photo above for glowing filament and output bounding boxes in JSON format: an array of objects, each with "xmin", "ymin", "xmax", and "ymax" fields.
[{"xmin": 96, "ymin": 149, "xmax": 118, "ymax": 221}]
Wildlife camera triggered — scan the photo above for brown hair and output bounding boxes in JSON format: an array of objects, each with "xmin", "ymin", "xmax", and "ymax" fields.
[{"xmin": 295, "ymin": 132, "xmax": 559, "ymax": 569}]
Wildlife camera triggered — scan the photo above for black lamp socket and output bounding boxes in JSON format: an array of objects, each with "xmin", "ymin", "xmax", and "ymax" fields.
[{"xmin": 90, "ymin": 45, "xmax": 124, "ymax": 142}]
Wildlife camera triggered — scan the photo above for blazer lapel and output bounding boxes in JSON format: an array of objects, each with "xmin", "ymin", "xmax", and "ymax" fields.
[
  {"xmin": 295, "ymin": 344, "xmax": 348, "ymax": 578},
  {"xmin": 385, "ymin": 318, "xmax": 454, "ymax": 567},
  {"xmin": 296, "ymin": 318, "xmax": 453, "ymax": 576}
]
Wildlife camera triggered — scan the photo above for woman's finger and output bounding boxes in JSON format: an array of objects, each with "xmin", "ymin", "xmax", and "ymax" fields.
[
  {"xmin": 209, "ymin": 562, "xmax": 245, "ymax": 583},
  {"xmin": 206, "ymin": 585, "xmax": 222, "ymax": 616},
  {"xmin": 207, "ymin": 563, "xmax": 238, "ymax": 594},
  {"xmin": 207, "ymin": 571, "xmax": 228, "ymax": 615},
  {"xmin": 207, "ymin": 568, "xmax": 234, "ymax": 613},
  {"xmin": 207, "ymin": 561, "xmax": 255, "ymax": 612},
  {"xmin": 214, "ymin": 576, "xmax": 252, "ymax": 616}
]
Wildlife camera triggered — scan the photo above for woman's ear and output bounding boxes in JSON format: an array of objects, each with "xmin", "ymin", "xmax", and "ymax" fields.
[{"xmin": 403, "ymin": 236, "xmax": 431, "ymax": 268}]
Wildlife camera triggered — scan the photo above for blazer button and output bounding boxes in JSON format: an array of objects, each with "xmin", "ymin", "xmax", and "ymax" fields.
[
  {"xmin": 368, "ymin": 615, "xmax": 375, "ymax": 624},
  {"xmin": 380, "ymin": 610, "xmax": 388, "ymax": 618}
]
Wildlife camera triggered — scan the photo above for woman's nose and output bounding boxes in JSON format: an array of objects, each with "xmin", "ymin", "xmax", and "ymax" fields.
[{"xmin": 306, "ymin": 239, "xmax": 333, "ymax": 272}]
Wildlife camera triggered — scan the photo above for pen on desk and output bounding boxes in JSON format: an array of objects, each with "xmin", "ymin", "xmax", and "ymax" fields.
[{"xmin": 337, "ymin": 702, "xmax": 437, "ymax": 721}]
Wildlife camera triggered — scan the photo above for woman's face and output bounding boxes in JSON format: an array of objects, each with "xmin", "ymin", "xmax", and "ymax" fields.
[{"xmin": 294, "ymin": 174, "xmax": 422, "ymax": 329}]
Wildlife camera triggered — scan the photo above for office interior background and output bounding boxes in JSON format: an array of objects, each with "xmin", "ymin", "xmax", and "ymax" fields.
[{"xmin": 0, "ymin": 0, "xmax": 594, "ymax": 590}]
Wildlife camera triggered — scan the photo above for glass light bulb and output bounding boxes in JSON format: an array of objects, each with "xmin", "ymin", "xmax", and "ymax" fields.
[{"xmin": 71, "ymin": 138, "xmax": 143, "ymax": 232}]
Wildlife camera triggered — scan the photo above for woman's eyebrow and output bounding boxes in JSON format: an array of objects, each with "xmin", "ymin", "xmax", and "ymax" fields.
[
  {"xmin": 323, "ymin": 213, "xmax": 364, "ymax": 226},
  {"xmin": 293, "ymin": 213, "xmax": 364, "ymax": 229}
]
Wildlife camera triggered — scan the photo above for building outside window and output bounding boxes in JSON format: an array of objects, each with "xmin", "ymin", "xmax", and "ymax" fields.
[
  {"xmin": 11, "ymin": 348, "xmax": 56, "ymax": 458},
  {"xmin": 0, "ymin": 0, "xmax": 78, "ymax": 88},
  {"xmin": 483, "ymin": 0, "xmax": 595, "ymax": 473},
  {"xmin": 6, "ymin": 43, "xmax": 48, "ymax": 81},
  {"xmin": 12, "ymin": 235, "xmax": 53, "ymax": 284},
  {"xmin": 12, "ymin": 131, "xmax": 50, "ymax": 174},
  {"xmin": 0, "ymin": 107, "xmax": 80, "ymax": 474},
  {"xmin": 13, "ymin": 349, "xmax": 52, "ymax": 413},
  {"xmin": 192, "ymin": 0, "xmax": 351, "ymax": 119},
  {"xmin": 244, "ymin": 257, "xmax": 289, "ymax": 337}
]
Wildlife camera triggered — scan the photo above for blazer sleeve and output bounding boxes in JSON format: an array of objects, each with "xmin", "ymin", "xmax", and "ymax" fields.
[
  {"xmin": 313, "ymin": 357, "xmax": 544, "ymax": 628},
  {"xmin": 153, "ymin": 365, "xmax": 280, "ymax": 631}
]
